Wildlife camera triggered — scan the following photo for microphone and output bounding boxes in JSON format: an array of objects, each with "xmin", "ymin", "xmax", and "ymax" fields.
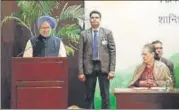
[
  {"xmin": 16, "ymin": 46, "xmax": 33, "ymax": 57},
  {"xmin": 16, "ymin": 40, "xmax": 36, "ymax": 57}
]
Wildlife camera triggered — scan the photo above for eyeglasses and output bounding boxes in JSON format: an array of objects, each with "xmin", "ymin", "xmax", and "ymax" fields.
[
  {"xmin": 40, "ymin": 27, "xmax": 51, "ymax": 30},
  {"xmin": 155, "ymin": 47, "xmax": 163, "ymax": 49}
]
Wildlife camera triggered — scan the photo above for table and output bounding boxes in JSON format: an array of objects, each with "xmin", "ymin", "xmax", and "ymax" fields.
[{"xmin": 113, "ymin": 87, "xmax": 179, "ymax": 109}]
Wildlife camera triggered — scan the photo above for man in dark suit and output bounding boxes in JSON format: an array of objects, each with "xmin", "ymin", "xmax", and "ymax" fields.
[
  {"xmin": 152, "ymin": 40, "xmax": 175, "ymax": 87},
  {"xmin": 78, "ymin": 10, "xmax": 116, "ymax": 109}
]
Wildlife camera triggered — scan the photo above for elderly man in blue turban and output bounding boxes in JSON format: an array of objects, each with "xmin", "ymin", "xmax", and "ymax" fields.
[{"xmin": 23, "ymin": 16, "xmax": 66, "ymax": 57}]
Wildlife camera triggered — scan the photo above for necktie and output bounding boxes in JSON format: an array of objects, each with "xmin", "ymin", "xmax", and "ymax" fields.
[{"xmin": 92, "ymin": 30, "xmax": 99, "ymax": 60}]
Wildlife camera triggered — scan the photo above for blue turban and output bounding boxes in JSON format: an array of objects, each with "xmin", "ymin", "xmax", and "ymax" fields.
[{"xmin": 37, "ymin": 16, "xmax": 57, "ymax": 29}]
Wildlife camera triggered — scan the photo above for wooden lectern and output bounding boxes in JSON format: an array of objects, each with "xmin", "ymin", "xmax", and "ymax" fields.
[{"xmin": 11, "ymin": 57, "xmax": 68, "ymax": 109}]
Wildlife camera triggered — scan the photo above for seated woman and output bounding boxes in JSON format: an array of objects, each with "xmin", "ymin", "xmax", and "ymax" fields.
[{"xmin": 128, "ymin": 43, "xmax": 173, "ymax": 88}]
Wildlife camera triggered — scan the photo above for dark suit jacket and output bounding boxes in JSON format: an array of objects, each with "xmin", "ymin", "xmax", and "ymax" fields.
[
  {"xmin": 160, "ymin": 57, "xmax": 175, "ymax": 86},
  {"xmin": 78, "ymin": 27, "xmax": 116, "ymax": 74}
]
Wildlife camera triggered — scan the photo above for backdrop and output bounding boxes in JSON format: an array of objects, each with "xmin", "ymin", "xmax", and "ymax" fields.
[{"xmin": 84, "ymin": 1, "xmax": 179, "ymax": 109}]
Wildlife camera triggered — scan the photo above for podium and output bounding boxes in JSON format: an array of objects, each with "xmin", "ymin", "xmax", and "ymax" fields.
[{"xmin": 11, "ymin": 57, "xmax": 68, "ymax": 109}]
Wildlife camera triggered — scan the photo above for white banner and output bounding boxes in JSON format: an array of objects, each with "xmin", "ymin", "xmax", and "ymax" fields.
[{"xmin": 85, "ymin": 1, "xmax": 179, "ymax": 72}]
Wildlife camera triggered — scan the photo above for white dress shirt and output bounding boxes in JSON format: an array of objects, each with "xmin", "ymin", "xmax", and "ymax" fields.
[{"xmin": 23, "ymin": 39, "xmax": 67, "ymax": 57}]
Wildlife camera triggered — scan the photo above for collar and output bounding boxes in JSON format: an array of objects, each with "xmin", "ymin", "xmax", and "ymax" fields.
[
  {"xmin": 92, "ymin": 27, "xmax": 100, "ymax": 32},
  {"xmin": 38, "ymin": 34, "xmax": 50, "ymax": 40}
]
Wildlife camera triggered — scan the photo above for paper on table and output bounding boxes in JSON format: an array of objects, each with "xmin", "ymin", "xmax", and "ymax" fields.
[
  {"xmin": 132, "ymin": 87, "xmax": 148, "ymax": 89},
  {"xmin": 150, "ymin": 87, "xmax": 166, "ymax": 90}
]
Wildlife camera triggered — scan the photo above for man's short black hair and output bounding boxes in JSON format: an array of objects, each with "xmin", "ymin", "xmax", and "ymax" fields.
[
  {"xmin": 89, "ymin": 10, "xmax": 101, "ymax": 18},
  {"xmin": 152, "ymin": 40, "xmax": 163, "ymax": 45}
]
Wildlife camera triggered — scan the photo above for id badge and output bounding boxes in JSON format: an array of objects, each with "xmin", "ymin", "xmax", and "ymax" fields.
[{"xmin": 102, "ymin": 40, "xmax": 107, "ymax": 45}]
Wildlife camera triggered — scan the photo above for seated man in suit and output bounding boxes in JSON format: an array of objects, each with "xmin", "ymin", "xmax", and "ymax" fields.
[
  {"xmin": 152, "ymin": 40, "xmax": 175, "ymax": 87},
  {"xmin": 23, "ymin": 15, "xmax": 66, "ymax": 57},
  {"xmin": 128, "ymin": 43, "xmax": 173, "ymax": 88}
]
